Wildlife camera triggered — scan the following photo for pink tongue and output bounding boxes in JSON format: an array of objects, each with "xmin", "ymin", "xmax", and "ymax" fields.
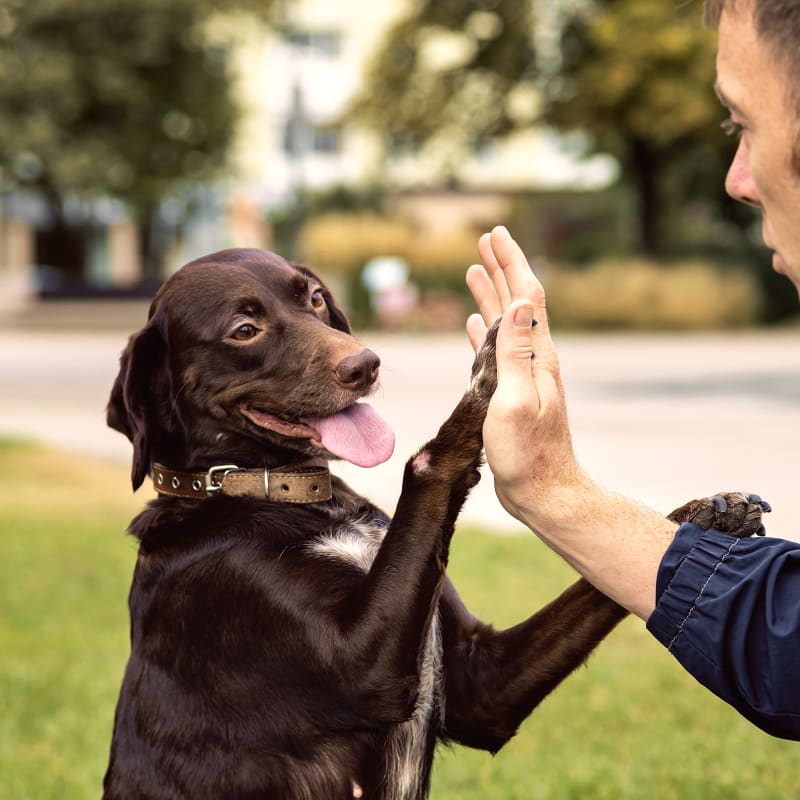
[{"xmin": 306, "ymin": 402, "xmax": 395, "ymax": 467}]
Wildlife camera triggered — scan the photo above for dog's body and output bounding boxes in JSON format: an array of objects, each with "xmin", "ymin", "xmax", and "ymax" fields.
[{"xmin": 104, "ymin": 249, "xmax": 767, "ymax": 800}]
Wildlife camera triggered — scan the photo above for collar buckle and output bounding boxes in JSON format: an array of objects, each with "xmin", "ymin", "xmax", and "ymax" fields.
[{"xmin": 205, "ymin": 464, "xmax": 242, "ymax": 494}]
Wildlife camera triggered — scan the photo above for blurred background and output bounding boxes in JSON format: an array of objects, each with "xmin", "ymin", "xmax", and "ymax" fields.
[
  {"xmin": 0, "ymin": 0, "xmax": 796, "ymax": 330},
  {"xmin": 3, "ymin": 0, "xmax": 800, "ymax": 531},
  {"xmin": 3, "ymin": 3, "xmax": 800, "ymax": 797}
]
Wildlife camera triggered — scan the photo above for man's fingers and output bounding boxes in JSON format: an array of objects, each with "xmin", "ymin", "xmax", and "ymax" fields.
[
  {"xmin": 469, "ymin": 226, "xmax": 556, "ymax": 374},
  {"xmin": 487, "ymin": 226, "xmax": 544, "ymax": 312},
  {"xmin": 477, "ymin": 232, "xmax": 512, "ymax": 310},
  {"xmin": 488, "ymin": 226, "xmax": 555, "ymax": 350},
  {"xmin": 466, "ymin": 313, "xmax": 488, "ymax": 353},
  {"xmin": 466, "ymin": 263, "xmax": 502, "ymax": 327}
]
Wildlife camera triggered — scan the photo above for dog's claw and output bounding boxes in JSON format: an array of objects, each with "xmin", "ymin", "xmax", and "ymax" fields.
[
  {"xmin": 668, "ymin": 491, "xmax": 772, "ymax": 538},
  {"xmin": 749, "ymin": 493, "xmax": 772, "ymax": 514},
  {"xmin": 711, "ymin": 495, "xmax": 728, "ymax": 513}
]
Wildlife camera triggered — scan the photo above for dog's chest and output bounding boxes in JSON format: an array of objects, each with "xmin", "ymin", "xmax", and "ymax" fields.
[{"xmin": 308, "ymin": 518, "xmax": 442, "ymax": 800}]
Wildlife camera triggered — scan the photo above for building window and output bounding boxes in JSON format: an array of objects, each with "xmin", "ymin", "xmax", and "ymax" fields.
[
  {"xmin": 285, "ymin": 28, "xmax": 341, "ymax": 57},
  {"xmin": 282, "ymin": 120, "xmax": 342, "ymax": 156},
  {"xmin": 311, "ymin": 125, "xmax": 341, "ymax": 154}
]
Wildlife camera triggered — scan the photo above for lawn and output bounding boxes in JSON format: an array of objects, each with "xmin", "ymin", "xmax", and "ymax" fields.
[{"xmin": 1, "ymin": 439, "xmax": 797, "ymax": 799}]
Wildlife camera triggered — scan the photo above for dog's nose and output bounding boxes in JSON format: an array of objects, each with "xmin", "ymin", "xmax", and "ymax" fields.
[{"xmin": 334, "ymin": 349, "xmax": 380, "ymax": 391}]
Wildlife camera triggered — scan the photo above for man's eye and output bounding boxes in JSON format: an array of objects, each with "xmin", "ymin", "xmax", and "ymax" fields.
[
  {"xmin": 721, "ymin": 117, "xmax": 743, "ymax": 139},
  {"xmin": 231, "ymin": 324, "xmax": 258, "ymax": 341}
]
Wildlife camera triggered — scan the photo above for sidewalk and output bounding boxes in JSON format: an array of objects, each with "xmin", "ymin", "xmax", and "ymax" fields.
[{"xmin": 2, "ymin": 321, "xmax": 799, "ymax": 537}]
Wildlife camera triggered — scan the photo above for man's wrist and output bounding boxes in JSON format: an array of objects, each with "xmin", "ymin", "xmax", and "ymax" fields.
[{"xmin": 499, "ymin": 469, "xmax": 602, "ymax": 538}]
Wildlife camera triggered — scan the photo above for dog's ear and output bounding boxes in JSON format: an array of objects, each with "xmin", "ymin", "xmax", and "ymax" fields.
[
  {"xmin": 107, "ymin": 311, "xmax": 169, "ymax": 491},
  {"xmin": 320, "ymin": 284, "xmax": 351, "ymax": 333},
  {"xmin": 294, "ymin": 264, "xmax": 351, "ymax": 333}
]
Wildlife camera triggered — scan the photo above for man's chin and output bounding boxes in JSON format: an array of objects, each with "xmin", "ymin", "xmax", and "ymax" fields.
[{"xmin": 773, "ymin": 252, "xmax": 800, "ymax": 298}]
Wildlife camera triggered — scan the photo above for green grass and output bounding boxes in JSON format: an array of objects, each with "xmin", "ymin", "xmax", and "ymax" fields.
[{"xmin": 1, "ymin": 440, "xmax": 797, "ymax": 799}]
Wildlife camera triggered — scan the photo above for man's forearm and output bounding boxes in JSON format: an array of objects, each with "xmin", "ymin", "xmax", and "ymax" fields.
[{"xmin": 509, "ymin": 482, "xmax": 678, "ymax": 620}]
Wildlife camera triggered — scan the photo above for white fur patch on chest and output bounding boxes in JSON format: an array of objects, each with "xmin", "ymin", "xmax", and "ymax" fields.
[
  {"xmin": 308, "ymin": 518, "xmax": 385, "ymax": 572},
  {"xmin": 384, "ymin": 613, "xmax": 442, "ymax": 800}
]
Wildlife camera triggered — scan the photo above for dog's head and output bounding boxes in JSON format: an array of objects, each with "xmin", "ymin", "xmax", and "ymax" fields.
[{"xmin": 107, "ymin": 248, "xmax": 395, "ymax": 490}]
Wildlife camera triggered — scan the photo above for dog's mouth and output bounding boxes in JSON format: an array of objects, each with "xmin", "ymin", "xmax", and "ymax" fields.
[{"xmin": 240, "ymin": 402, "xmax": 395, "ymax": 468}]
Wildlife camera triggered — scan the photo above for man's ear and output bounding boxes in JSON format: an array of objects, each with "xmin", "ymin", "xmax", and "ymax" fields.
[
  {"xmin": 294, "ymin": 264, "xmax": 352, "ymax": 333},
  {"xmin": 106, "ymin": 310, "xmax": 169, "ymax": 491}
]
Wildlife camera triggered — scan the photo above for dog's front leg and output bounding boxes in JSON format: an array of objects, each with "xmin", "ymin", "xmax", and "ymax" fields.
[
  {"xmin": 338, "ymin": 325, "xmax": 501, "ymax": 722},
  {"xmin": 437, "ymin": 492, "xmax": 771, "ymax": 752},
  {"xmin": 438, "ymin": 576, "xmax": 627, "ymax": 752}
]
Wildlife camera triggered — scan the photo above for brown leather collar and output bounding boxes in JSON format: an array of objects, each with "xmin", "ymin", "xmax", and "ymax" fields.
[{"xmin": 151, "ymin": 462, "xmax": 332, "ymax": 503}]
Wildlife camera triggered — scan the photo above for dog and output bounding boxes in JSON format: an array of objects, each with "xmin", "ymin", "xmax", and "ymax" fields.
[{"xmin": 104, "ymin": 248, "xmax": 769, "ymax": 799}]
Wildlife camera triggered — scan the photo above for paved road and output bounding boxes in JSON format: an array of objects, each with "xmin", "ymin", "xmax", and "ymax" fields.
[{"xmin": 2, "ymin": 324, "xmax": 800, "ymax": 538}]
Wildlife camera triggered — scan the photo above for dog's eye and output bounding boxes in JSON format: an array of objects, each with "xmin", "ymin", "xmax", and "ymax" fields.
[
  {"xmin": 231, "ymin": 324, "xmax": 258, "ymax": 341},
  {"xmin": 311, "ymin": 289, "xmax": 326, "ymax": 310}
]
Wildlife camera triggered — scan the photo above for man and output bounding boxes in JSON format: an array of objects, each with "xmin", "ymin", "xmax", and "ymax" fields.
[{"xmin": 466, "ymin": 0, "xmax": 800, "ymax": 740}]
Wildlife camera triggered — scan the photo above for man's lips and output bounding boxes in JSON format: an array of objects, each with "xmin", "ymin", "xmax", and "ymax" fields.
[{"xmin": 762, "ymin": 228, "xmax": 783, "ymax": 274}]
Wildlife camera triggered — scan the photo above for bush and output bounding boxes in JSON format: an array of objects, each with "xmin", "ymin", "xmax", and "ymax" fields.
[
  {"xmin": 297, "ymin": 212, "xmax": 480, "ymax": 328},
  {"xmin": 298, "ymin": 212, "xmax": 765, "ymax": 331},
  {"xmin": 298, "ymin": 212, "xmax": 480, "ymax": 278},
  {"xmin": 297, "ymin": 213, "xmax": 415, "ymax": 276},
  {"xmin": 546, "ymin": 257, "xmax": 763, "ymax": 329}
]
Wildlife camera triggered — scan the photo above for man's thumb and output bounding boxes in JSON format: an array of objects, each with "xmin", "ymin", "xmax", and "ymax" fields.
[{"xmin": 494, "ymin": 300, "xmax": 535, "ymax": 386}]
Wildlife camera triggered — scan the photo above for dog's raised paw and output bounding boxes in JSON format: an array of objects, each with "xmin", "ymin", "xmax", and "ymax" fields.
[
  {"xmin": 468, "ymin": 317, "xmax": 500, "ymax": 406},
  {"xmin": 668, "ymin": 491, "xmax": 771, "ymax": 538}
]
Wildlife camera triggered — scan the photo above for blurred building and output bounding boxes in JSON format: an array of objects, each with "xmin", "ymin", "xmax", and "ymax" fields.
[
  {"xmin": 0, "ymin": 0, "xmax": 614, "ymax": 306},
  {"xmin": 232, "ymin": 0, "xmax": 613, "ymax": 208}
]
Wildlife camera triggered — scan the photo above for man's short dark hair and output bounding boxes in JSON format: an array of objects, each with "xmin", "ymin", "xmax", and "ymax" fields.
[
  {"xmin": 704, "ymin": 0, "xmax": 800, "ymax": 101},
  {"xmin": 705, "ymin": 0, "xmax": 800, "ymax": 173}
]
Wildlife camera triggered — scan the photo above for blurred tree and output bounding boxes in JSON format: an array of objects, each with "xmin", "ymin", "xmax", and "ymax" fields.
[
  {"xmin": 356, "ymin": 0, "xmax": 741, "ymax": 258},
  {"xmin": 0, "ymin": 0, "xmax": 275, "ymax": 281},
  {"xmin": 547, "ymin": 0, "xmax": 733, "ymax": 255},
  {"xmin": 352, "ymin": 0, "xmax": 538, "ymax": 179}
]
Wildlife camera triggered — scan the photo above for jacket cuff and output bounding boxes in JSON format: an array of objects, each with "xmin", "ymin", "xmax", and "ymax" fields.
[{"xmin": 647, "ymin": 523, "xmax": 741, "ymax": 649}]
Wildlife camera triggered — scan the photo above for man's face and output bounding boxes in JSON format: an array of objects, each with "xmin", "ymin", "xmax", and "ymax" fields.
[{"xmin": 717, "ymin": 3, "xmax": 800, "ymax": 295}]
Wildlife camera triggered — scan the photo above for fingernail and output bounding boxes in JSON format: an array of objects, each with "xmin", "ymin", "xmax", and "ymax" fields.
[{"xmin": 513, "ymin": 304, "xmax": 534, "ymax": 328}]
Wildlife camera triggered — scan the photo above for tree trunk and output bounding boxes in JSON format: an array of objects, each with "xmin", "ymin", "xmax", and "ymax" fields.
[
  {"xmin": 37, "ymin": 180, "xmax": 87, "ymax": 284},
  {"xmin": 137, "ymin": 203, "xmax": 165, "ymax": 283},
  {"xmin": 629, "ymin": 137, "xmax": 661, "ymax": 256}
]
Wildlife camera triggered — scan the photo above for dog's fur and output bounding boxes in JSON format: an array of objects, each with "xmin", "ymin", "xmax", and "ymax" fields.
[{"xmin": 104, "ymin": 248, "xmax": 767, "ymax": 800}]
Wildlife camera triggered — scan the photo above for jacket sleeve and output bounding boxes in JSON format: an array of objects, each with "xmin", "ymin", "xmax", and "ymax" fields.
[{"xmin": 647, "ymin": 522, "xmax": 800, "ymax": 739}]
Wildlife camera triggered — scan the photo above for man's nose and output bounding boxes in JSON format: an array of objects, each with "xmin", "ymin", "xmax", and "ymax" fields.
[{"xmin": 725, "ymin": 139, "xmax": 760, "ymax": 208}]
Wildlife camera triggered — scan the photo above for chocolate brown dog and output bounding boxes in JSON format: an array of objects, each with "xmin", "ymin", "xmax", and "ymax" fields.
[{"xmin": 104, "ymin": 248, "xmax": 768, "ymax": 799}]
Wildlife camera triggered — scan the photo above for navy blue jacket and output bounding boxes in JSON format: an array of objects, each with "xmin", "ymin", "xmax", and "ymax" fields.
[{"xmin": 647, "ymin": 522, "xmax": 800, "ymax": 739}]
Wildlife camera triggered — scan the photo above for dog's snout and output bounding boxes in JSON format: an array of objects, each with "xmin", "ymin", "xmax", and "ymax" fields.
[{"xmin": 334, "ymin": 349, "xmax": 380, "ymax": 391}]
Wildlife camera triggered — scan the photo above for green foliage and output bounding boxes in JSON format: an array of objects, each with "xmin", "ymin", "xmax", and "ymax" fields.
[
  {"xmin": 547, "ymin": 0, "xmax": 736, "ymax": 254},
  {"xmin": 270, "ymin": 184, "xmax": 387, "ymax": 261},
  {"xmin": 2, "ymin": 442, "xmax": 799, "ymax": 798},
  {"xmin": 0, "ymin": 0, "xmax": 274, "ymax": 274},
  {"xmin": 299, "ymin": 211, "xmax": 481, "ymax": 278},
  {"xmin": 357, "ymin": 0, "xmax": 753, "ymax": 261},
  {"xmin": 545, "ymin": 256, "xmax": 763, "ymax": 329},
  {"xmin": 353, "ymin": 0, "xmax": 537, "ymax": 177},
  {"xmin": 551, "ymin": 0, "xmax": 721, "ymax": 149},
  {"xmin": 507, "ymin": 187, "xmax": 636, "ymax": 262}
]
